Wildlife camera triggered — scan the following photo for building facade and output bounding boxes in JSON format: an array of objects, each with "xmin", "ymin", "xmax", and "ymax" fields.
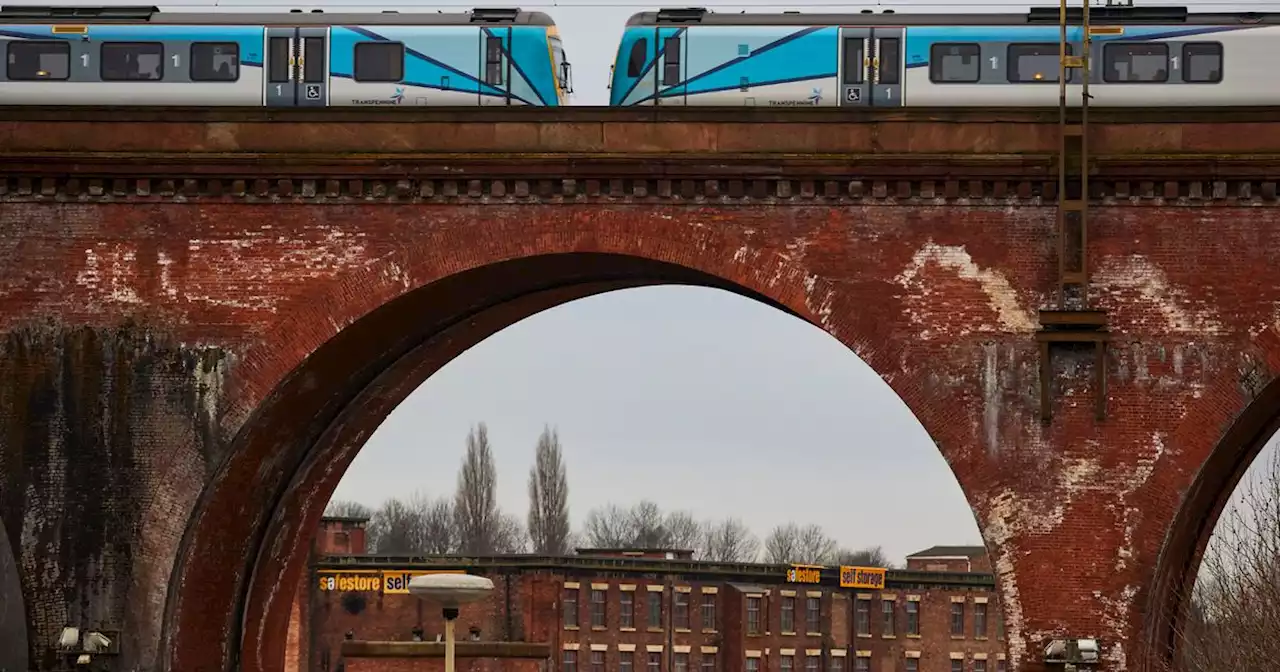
[{"xmin": 288, "ymin": 518, "xmax": 1010, "ymax": 672}]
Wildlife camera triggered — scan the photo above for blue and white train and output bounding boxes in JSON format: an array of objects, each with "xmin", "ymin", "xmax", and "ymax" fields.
[
  {"xmin": 608, "ymin": 5, "xmax": 1270, "ymax": 107},
  {"xmin": 0, "ymin": 4, "xmax": 573, "ymax": 106}
]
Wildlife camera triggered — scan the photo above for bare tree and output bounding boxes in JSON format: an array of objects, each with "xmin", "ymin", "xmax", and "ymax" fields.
[
  {"xmin": 837, "ymin": 546, "xmax": 892, "ymax": 568},
  {"xmin": 664, "ymin": 511, "xmax": 702, "ymax": 552},
  {"xmin": 366, "ymin": 496, "xmax": 425, "ymax": 554},
  {"xmin": 420, "ymin": 497, "xmax": 457, "ymax": 555},
  {"xmin": 630, "ymin": 500, "xmax": 668, "ymax": 547},
  {"xmin": 325, "ymin": 500, "xmax": 373, "ymax": 520},
  {"xmin": 1173, "ymin": 445, "xmax": 1280, "ymax": 672},
  {"xmin": 700, "ymin": 518, "xmax": 761, "ymax": 562},
  {"xmin": 764, "ymin": 522, "xmax": 838, "ymax": 564},
  {"xmin": 455, "ymin": 423, "xmax": 501, "ymax": 554},
  {"xmin": 528, "ymin": 425, "xmax": 572, "ymax": 555},
  {"xmin": 494, "ymin": 511, "xmax": 530, "ymax": 554},
  {"xmin": 581, "ymin": 503, "xmax": 636, "ymax": 548}
]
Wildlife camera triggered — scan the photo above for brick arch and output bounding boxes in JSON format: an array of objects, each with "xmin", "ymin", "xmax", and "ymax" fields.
[
  {"xmin": 0, "ymin": 515, "xmax": 27, "ymax": 672},
  {"xmin": 159, "ymin": 216, "xmax": 988, "ymax": 672},
  {"xmin": 1142, "ymin": 326, "xmax": 1280, "ymax": 671}
]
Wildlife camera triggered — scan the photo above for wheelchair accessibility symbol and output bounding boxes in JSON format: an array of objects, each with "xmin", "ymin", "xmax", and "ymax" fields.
[
  {"xmin": 305, "ymin": 84, "xmax": 322, "ymax": 100},
  {"xmin": 846, "ymin": 88, "xmax": 862, "ymax": 102}
]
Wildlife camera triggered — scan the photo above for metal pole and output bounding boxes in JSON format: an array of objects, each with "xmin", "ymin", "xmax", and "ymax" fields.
[{"xmin": 445, "ymin": 611, "xmax": 457, "ymax": 672}]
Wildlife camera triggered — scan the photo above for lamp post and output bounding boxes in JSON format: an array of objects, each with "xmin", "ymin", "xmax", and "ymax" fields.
[{"xmin": 408, "ymin": 573, "xmax": 495, "ymax": 672}]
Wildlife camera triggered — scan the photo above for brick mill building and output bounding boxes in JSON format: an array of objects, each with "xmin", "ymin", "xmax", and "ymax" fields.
[{"xmin": 287, "ymin": 517, "xmax": 1009, "ymax": 672}]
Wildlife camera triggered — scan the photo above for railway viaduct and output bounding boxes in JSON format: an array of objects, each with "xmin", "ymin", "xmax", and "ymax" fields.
[{"xmin": 1, "ymin": 105, "xmax": 1279, "ymax": 672}]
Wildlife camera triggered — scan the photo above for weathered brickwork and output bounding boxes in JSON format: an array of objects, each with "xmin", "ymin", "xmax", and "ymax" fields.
[{"xmin": 5, "ymin": 109, "xmax": 1280, "ymax": 672}]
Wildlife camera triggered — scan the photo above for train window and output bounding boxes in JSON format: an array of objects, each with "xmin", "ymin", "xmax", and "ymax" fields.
[
  {"xmin": 1008, "ymin": 43, "xmax": 1069, "ymax": 83},
  {"xmin": 6, "ymin": 40, "xmax": 70, "ymax": 81},
  {"xmin": 878, "ymin": 38, "xmax": 900, "ymax": 85},
  {"xmin": 484, "ymin": 35, "xmax": 503, "ymax": 86},
  {"xmin": 303, "ymin": 37, "xmax": 324, "ymax": 83},
  {"xmin": 662, "ymin": 35, "xmax": 681, "ymax": 86},
  {"xmin": 190, "ymin": 43, "xmax": 239, "ymax": 81},
  {"xmin": 1102, "ymin": 42, "xmax": 1169, "ymax": 83},
  {"xmin": 353, "ymin": 42, "xmax": 403, "ymax": 82},
  {"xmin": 1182, "ymin": 42, "xmax": 1222, "ymax": 83},
  {"xmin": 929, "ymin": 43, "xmax": 979, "ymax": 83},
  {"xmin": 842, "ymin": 37, "xmax": 864, "ymax": 84},
  {"xmin": 267, "ymin": 37, "xmax": 290, "ymax": 83},
  {"xmin": 100, "ymin": 42, "xmax": 164, "ymax": 81},
  {"xmin": 626, "ymin": 38, "xmax": 647, "ymax": 78}
]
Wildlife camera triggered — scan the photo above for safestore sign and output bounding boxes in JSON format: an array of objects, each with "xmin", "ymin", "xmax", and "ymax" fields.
[
  {"xmin": 786, "ymin": 564, "xmax": 823, "ymax": 584},
  {"xmin": 839, "ymin": 565, "xmax": 887, "ymax": 590},
  {"xmin": 318, "ymin": 569, "xmax": 465, "ymax": 594}
]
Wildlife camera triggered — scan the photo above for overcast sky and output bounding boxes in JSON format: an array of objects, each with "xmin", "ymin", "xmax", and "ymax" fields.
[{"xmin": 106, "ymin": 0, "xmax": 1276, "ymax": 566}]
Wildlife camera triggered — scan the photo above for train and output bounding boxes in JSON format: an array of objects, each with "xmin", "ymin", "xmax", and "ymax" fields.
[
  {"xmin": 0, "ymin": 3, "xmax": 573, "ymax": 106},
  {"xmin": 608, "ymin": 5, "xmax": 1275, "ymax": 107},
  {"xmin": 0, "ymin": 2, "xmax": 1276, "ymax": 108}
]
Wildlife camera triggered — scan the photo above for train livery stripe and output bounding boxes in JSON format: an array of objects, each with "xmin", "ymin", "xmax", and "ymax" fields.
[{"xmin": 650, "ymin": 26, "xmax": 835, "ymax": 102}]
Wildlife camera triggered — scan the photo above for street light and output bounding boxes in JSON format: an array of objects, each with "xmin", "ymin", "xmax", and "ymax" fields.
[{"xmin": 409, "ymin": 573, "xmax": 495, "ymax": 672}]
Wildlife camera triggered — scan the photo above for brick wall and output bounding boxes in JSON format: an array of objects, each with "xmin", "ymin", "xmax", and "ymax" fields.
[{"xmin": 306, "ymin": 568, "xmax": 1005, "ymax": 672}]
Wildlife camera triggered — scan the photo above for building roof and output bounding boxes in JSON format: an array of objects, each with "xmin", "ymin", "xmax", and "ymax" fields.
[{"xmin": 905, "ymin": 545, "xmax": 988, "ymax": 559}]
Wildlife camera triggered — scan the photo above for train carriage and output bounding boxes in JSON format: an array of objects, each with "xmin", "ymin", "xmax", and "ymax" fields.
[
  {"xmin": 608, "ymin": 6, "xmax": 1279, "ymax": 107},
  {"xmin": 0, "ymin": 4, "xmax": 573, "ymax": 106}
]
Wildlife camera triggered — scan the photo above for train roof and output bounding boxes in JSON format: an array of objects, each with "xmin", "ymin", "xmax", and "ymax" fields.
[
  {"xmin": 625, "ymin": 5, "xmax": 1280, "ymax": 26},
  {"xmin": 0, "ymin": 5, "xmax": 557, "ymax": 25}
]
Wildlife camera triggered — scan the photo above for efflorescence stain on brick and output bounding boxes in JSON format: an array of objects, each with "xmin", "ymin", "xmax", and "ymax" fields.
[{"xmin": 0, "ymin": 195, "xmax": 1277, "ymax": 672}]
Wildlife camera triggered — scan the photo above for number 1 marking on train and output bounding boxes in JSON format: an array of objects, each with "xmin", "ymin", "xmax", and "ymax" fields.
[
  {"xmin": 989, "ymin": 56, "xmax": 999, "ymax": 70},
  {"xmin": 80, "ymin": 54, "xmax": 89, "ymax": 66}
]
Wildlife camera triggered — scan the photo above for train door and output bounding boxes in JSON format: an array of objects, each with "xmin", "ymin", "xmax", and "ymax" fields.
[
  {"xmin": 264, "ymin": 26, "xmax": 329, "ymax": 107},
  {"xmin": 479, "ymin": 28, "xmax": 512, "ymax": 106},
  {"xmin": 838, "ymin": 27, "xmax": 870, "ymax": 107},
  {"xmin": 871, "ymin": 28, "xmax": 903, "ymax": 107},
  {"xmin": 654, "ymin": 29, "xmax": 686, "ymax": 106},
  {"xmin": 839, "ymin": 27, "xmax": 903, "ymax": 107}
]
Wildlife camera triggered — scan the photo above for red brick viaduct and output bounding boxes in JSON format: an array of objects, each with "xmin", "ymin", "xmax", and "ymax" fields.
[{"xmin": 1, "ymin": 106, "xmax": 1279, "ymax": 672}]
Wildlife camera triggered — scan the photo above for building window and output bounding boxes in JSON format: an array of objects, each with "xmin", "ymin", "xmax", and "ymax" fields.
[
  {"xmin": 676, "ymin": 653, "xmax": 689, "ymax": 672},
  {"xmin": 906, "ymin": 601, "xmax": 920, "ymax": 635},
  {"xmin": 621, "ymin": 592, "xmax": 635, "ymax": 629},
  {"xmin": 853, "ymin": 658, "xmax": 869, "ymax": 672},
  {"xmin": 882, "ymin": 600, "xmax": 895, "ymax": 636},
  {"xmin": 591, "ymin": 589, "xmax": 606, "ymax": 628},
  {"xmin": 621, "ymin": 652, "xmax": 634, "ymax": 672},
  {"xmin": 950, "ymin": 603, "xmax": 965, "ymax": 637},
  {"xmin": 974, "ymin": 660, "xmax": 987, "ymax": 672},
  {"xmin": 855, "ymin": 599, "xmax": 870, "ymax": 635},
  {"xmin": 563, "ymin": 588, "xmax": 579, "ymax": 628},
  {"xmin": 997, "ymin": 611, "xmax": 1004, "ymax": 640},
  {"xmin": 648, "ymin": 652, "xmax": 661, "ymax": 672},
  {"xmin": 950, "ymin": 660, "xmax": 962, "ymax": 672},
  {"xmin": 806, "ymin": 597, "xmax": 821, "ymax": 633},
  {"xmin": 905, "ymin": 661, "xmax": 918, "ymax": 672},
  {"xmin": 563, "ymin": 651, "xmax": 577, "ymax": 672},
  {"xmin": 701, "ymin": 654, "xmax": 716, "ymax": 672},
  {"xmin": 805, "ymin": 655, "xmax": 819, "ymax": 672},
  {"xmin": 781, "ymin": 597, "xmax": 796, "ymax": 632},
  {"xmin": 747, "ymin": 659, "xmax": 760, "ymax": 672},
  {"xmin": 591, "ymin": 651, "xmax": 605, "ymax": 672},
  {"xmin": 782, "ymin": 656, "xmax": 793, "ymax": 672},
  {"xmin": 701, "ymin": 593, "xmax": 717, "ymax": 630},
  {"xmin": 974, "ymin": 602, "xmax": 987, "ymax": 638},
  {"xmin": 830, "ymin": 657, "xmax": 843, "ymax": 672},
  {"xmin": 675, "ymin": 592, "xmax": 690, "ymax": 629},
  {"xmin": 997, "ymin": 661, "xmax": 1007, "ymax": 672},
  {"xmin": 648, "ymin": 591, "xmax": 663, "ymax": 629},
  {"xmin": 747, "ymin": 596, "xmax": 762, "ymax": 634}
]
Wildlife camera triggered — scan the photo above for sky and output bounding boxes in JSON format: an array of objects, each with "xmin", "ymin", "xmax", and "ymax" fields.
[{"xmin": 74, "ymin": 0, "xmax": 1278, "ymax": 566}]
